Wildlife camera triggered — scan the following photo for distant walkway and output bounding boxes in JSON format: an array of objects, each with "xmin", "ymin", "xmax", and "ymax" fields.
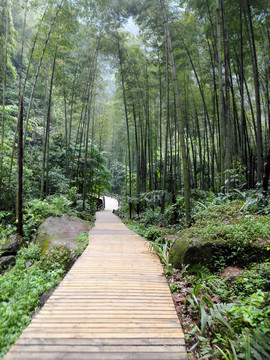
[
  {"xmin": 104, "ymin": 196, "xmax": 119, "ymax": 211},
  {"xmin": 4, "ymin": 205, "xmax": 187, "ymax": 359}
]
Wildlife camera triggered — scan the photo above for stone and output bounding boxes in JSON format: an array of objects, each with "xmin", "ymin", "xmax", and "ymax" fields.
[
  {"xmin": 1, "ymin": 234, "xmax": 23, "ymax": 256},
  {"xmin": 169, "ymin": 228, "xmax": 270, "ymax": 271},
  {"xmin": 39, "ymin": 287, "xmax": 56, "ymax": 308},
  {"xmin": 36, "ymin": 214, "xmax": 90, "ymax": 258},
  {"xmin": 0, "ymin": 255, "xmax": 15, "ymax": 269}
]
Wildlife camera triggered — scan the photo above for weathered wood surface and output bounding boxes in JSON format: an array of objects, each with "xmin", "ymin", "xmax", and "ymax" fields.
[{"xmin": 4, "ymin": 211, "xmax": 187, "ymax": 360}]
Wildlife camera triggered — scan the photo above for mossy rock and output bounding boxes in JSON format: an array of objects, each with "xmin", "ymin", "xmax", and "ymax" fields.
[
  {"xmin": 170, "ymin": 232, "xmax": 269, "ymax": 271},
  {"xmin": 1, "ymin": 234, "xmax": 23, "ymax": 256},
  {"xmin": 169, "ymin": 203, "xmax": 270, "ymax": 271},
  {"xmin": 36, "ymin": 214, "xmax": 90, "ymax": 258}
]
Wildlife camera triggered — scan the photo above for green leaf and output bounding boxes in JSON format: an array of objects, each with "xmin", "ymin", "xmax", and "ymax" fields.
[{"xmin": 200, "ymin": 307, "xmax": 208, "ymax": 336}]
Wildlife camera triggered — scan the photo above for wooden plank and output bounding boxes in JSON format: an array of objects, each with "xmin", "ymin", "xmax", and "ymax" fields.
[
  {"xmin": 15, "ymin": 338, "xmax": 186, "ymax": 346},
  {"xmin": 30, "ymin": 318, "xmax": 180, "ymax": 324},
  {"xmin": 8, "ymin": 345, "xmax": 186, "ymax": 352},
  {"xmin": 20, "ymin": 332, "xmax": 184, "ymax": 339},
  {"xmin": 36, "ymin": 314, "xmax": 178, "ymax": 319},
  {"xmin": 23, "ymin": 328, "xmax": 184, "ymax": 334},
  {"xmin": 22, "ymin": 327, "xmax": 184, "ymax": 334},
  {"xmin": 28, "ymin": 322, "xmax": 180, "ymax": 328},
  {"xmin": 4, "ymin": 352, "xmax": 187, "ymax": 360}
]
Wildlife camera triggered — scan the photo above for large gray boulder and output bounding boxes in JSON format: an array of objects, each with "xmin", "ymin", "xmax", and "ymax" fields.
[
  {"xmin": 169, "ymin": 228, "xmax": 270, "ymax": 271},
  {"xmin": 36, "ymin": 214, "xmax": 90, "ymax": 254}
]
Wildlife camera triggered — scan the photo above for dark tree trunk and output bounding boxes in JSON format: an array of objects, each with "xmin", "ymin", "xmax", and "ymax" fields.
[
  {"xmin": 118, "ymin": 36, "xmax": 132, "ymax": 218},
  {"xmin": 262, "ymin": 146, "xmax": 270, "ymax": 196},
  {"xmin": 40, "ymin": 47, "xmax": 57, "ymax": 199},
  {"xmin": 17, "ymin": 96, "xmax": 24, "ymax": 236},
  {"xmin": 0, "ymin": 0, "xmax": 9, "ymax": 191},
  {"xmin": 242, "ymin": 0, "xmax": 264, "ymax": 181},
  {"xmin": 161, "ymin": 35, "xmax": 170, "ymax": 213}
]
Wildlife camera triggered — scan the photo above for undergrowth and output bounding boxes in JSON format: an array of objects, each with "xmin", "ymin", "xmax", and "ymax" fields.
[
  {"xmin": 171, "ymin": 263, "xmax": 270, "ymax": 360},
  {"xmin": 0, "ymin": 244, "xmax": 68, "ymax": 358}
]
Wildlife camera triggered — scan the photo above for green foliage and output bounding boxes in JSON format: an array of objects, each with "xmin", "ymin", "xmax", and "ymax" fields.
[
  {"xmin": 228, "ymin": 291, "xmax": 270, "ymax": 330},
  {"xmin": 241, "ymin": 193, "xmax": 270, "ymax": 215},
  {"xmin": 0, "ymin": 212, "xmax": 16, "ymax": 243},
  {"xmin": 173, "ymin": 262, "xmax": 270, "ymax": 359},
  {"xmin": 23, "ymin": 195, "xmax": 77, "ymax": 240},
  {"xmin": 0, "ymin": 245, "xmax": 64, "ymax": 358},
  {"xmin": 41, "ymin": 244, "xmax": 72, "ymax": 272},
  {"xmin": 151, "ymin": 238, "xmax": 173, "ymax": 272},
  {"xmin": 74, "ymin": 231, "xmax": 89, "ymax": 257},
  {"xmin": 109, "ymin": 160, "xmax": 126, "ymax": 194},
  {"xmin": 227, "ymin": 263, "xmax": 270, "ymax": 299}
]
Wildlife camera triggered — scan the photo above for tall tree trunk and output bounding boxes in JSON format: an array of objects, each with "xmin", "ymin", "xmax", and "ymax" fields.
[
  {"xmin": 175, "ymin": 27, "xmax": 218, "ymax": 172},
  {"xmin": 40, "ymin": 47, "xmax": 57, "ymax": 199},
  {"xmin": 0, "ymin": 0, "xmax": 9, "ymax": 191},
  {"xmin": 17, "ymin": 96, "xmax": 24, "ymax": 236},
  {"xmin": 118, "ymin": 36, "xmax": 132, "ymax": 218},
  {"xmin": 145, "ymin": 61, "xmax": 153, "ymax": 192},
  {"xmin": 7, "ymin": 6, "xmax": 47, "ymax": 191},
  {"xmin": 76, "ymin": 107, "xmax": 87, "ymax": 190},
  {"xmin": 242, "ymin": 0, "xmax": 264, "ymax": 181},
  {"xmin": 63, "ymin": 88, "xmax": 69, "ymax": 176},
  {"xmin": 216, "ymin": 0, "xmax": 226, "ymax": 185},
  {"xmin": 158, "ymin": 53, "xmax": 163, "ymax": 189},
  {"xmin": 221, "ymin": 0, "xmax": 232, "ymax": 179},
  {"xmin": 160, "ymin": 0, "xmax": 191, "ymax": 225},
  {"xmin": 19, "ymin": 0, "xmax": 28, "ymax": 97},
  {"xmin": 82, "ymin": 49, "xmax": 99, "ymax": 210},
  {"xmin": 262, "ymin": 145, "xmax": 270, "ymax": 196},
  {"xmin": 68, "ymin": 68, "xmax": 78, "ymax": 153},
  {"xmin": 132, "ymin": 104, "xmax": 141, "ymax": 213},
  {"xmin": 161, "ymin": 36, "xmax": 170, "ymax": 212}
]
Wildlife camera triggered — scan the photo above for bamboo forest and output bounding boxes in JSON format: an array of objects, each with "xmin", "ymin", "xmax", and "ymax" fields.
[{"xmin": 0, "ymin": 0, "xmax": 270, "ymax": 359}]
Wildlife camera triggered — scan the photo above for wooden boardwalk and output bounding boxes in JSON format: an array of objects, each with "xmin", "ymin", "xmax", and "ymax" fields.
[{"xmin": 4, "ymin": 211, "xmax": 187, "ymax": 360}]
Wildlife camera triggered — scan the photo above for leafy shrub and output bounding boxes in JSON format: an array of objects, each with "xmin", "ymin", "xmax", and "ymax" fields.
[
  {"xmin": 241, "ymin": 193, "xmax": 270, "ymax": 215},
  {"xmin": 172, "ymin": 261, "xmax": 270, "ymax": 360},
  {"xmin": 47, "ymin": 195, "xmax": 74, "ymax": 215},
  {"xmin": 143, "ymin": 226, "xmax": 164, "ymax": 241},
  {"xmin": 0, "ymin": 212, "xmax": 16, "ymax": 243},
  {"xmin": 23, "ymin": 195, "xmax": 77, "ymax": 240},
  {"xmin": 47, "ymin": 166, "xmax": 70, "ymax": 194},
  {"xmin": 41, "ymin": 244, "xmax": 72, "ymax": 272},
  {"xmin": 74, "ymin": 232, "xmax": 89, "ymax": 257},
  {"xmin": 228, "ymin": 291, "xmax": 270, "ymax": 330},
  {"xmin": 0, "ymin": 245, "xmax": 64, "ymax": 358}
]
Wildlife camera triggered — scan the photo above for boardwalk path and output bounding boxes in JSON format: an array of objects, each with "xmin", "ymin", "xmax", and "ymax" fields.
[{"xmin": 4, "ymin": 203, "xmax": 187, "ymax": 360}]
